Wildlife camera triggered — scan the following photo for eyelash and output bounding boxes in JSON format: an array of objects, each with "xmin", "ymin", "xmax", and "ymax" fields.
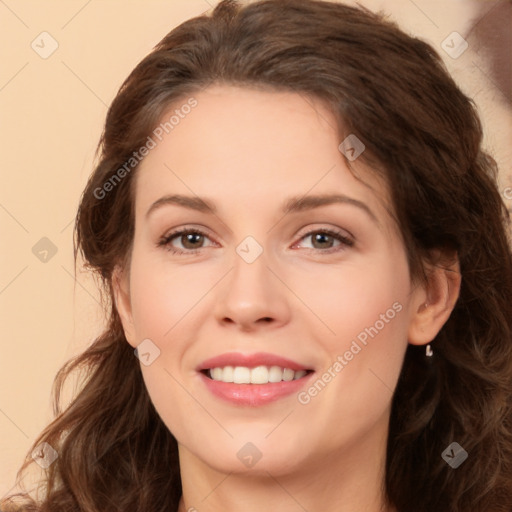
[{"xmin": 157, "ymin": 226, "xmax": 354, "ymax": 255}]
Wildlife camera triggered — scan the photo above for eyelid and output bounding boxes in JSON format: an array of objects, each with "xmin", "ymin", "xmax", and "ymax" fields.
[
  {"xmin": 294, "ymin": 223, "xmax": 354, "ymax": 243},
  {"xmin": 291, "ymin": 227, "xmax": 354, "ymax": 252},
  {"xmin": 158, "ymin": 225, "xmax": 217, "ymax": 251}
]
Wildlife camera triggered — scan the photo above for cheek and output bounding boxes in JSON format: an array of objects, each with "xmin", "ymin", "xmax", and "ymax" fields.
[
  {"xmin": 300, "ymin": 248, "xmax": 411, "ymax": 354},
  {"xmin": 300, "ymin": 247, "xmax": 412, "ymax": 413},
  {"xmin": 127, "ymin": 248, "xmax": 210, "ymax": 341},
  {"xmin": 125, "ymin": 248, "xmax": 211, "ymax": 432}
]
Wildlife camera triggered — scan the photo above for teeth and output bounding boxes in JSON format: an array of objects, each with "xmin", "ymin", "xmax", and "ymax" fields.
[
  {"xmin": 222, "ymin": 366, "xmax": 234, "ymax": 382},
  {"xmin": 283, "ymin": 368, "xmax": 295, "ymax": 381},
  {"xmin": 211, "ymin": 367, "xmax": 223, "ymax": 381},
  {"xmin": 251, "ymin": 365, "xmax": 269, "ymax": 384},
  {"xmin": 233, "ymin": 366, "xmax": 251, "ymax": 384},
  {"xmin": 208, "ymin": 365, "xmax": 308, "ymax": 384},
  {"xmin": 268, "ymin": 365, "xmax": 283, "ymax": 382}
]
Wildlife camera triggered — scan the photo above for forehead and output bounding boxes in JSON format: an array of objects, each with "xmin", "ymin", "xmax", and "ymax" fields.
[{"xmin": 134, "ymin": 85, "xmax": 392, "ymax": 223}]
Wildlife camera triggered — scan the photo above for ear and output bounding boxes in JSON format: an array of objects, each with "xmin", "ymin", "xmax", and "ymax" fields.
[
  {"xmin": 408, "ymin": 251, "xmax": 461, "ymax": 346},
  {"xmin": 112, "ymin": 264, "xmax": 137, "ymax": 348}
]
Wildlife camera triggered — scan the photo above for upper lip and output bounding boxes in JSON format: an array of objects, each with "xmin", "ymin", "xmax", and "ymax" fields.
[{"xmin": 197, "ymin": 352, "xmax": 313, "ymax": 372}]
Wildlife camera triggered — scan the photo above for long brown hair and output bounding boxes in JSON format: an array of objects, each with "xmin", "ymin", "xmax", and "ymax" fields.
[{"xmin": 3, "ymin": 1, "xmax": 512, "ymax": 510}]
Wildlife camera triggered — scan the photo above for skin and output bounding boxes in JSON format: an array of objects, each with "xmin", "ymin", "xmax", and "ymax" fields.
[{"xmin": 113, "ymin": 85, "xmax": 461, "ymax": 512}]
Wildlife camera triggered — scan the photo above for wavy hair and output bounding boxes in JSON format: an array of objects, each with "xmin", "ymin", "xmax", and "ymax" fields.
[{"xmin": 3, "ymin": 1, "xmax": 512, "ymax": 510}]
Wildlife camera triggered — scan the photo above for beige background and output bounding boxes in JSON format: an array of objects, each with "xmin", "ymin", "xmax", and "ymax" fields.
[{"xmin": 1, "ymin": 0, "xmax": 510, "ymax": 498}]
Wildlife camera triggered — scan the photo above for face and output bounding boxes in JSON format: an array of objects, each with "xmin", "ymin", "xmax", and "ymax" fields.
[{"xmin": 114, "ymin": 85, "xmax": 440, "ymax": 477}]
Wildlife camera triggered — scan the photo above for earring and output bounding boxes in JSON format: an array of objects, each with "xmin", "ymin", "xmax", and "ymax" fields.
[{"xmin": 423, "ymin": 303, "xmax": 433, "ymax": 357}]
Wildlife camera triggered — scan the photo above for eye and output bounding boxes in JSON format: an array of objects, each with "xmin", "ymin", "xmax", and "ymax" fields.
[
  {"xmin": 293, "ymin": 228, "xmax": 354, "ymax": 253},
  {"xmin": 157, "ymin": 227, "xmax": 215, "ymax": 255},
  {"xmin": 157, "ymin": 226, "xmax": 354, "ymax": 255}
]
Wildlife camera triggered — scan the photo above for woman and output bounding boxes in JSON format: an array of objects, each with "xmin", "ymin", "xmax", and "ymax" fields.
[{"xmin": 3, "ymin": 0, "xmax": 511, "ymax": 511}]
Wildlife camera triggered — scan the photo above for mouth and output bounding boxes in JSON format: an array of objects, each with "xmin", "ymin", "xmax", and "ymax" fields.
[{"xmin": 197, "ymin": 352, "xmax": 315, "ymax": 406}]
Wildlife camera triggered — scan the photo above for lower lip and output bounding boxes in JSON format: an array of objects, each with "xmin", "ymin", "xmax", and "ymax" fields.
[{"xmin": 199, "ymin": 371, "xmax": 315, "ymax": 406}]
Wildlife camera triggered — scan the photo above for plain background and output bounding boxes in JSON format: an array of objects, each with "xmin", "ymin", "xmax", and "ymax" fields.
[{"xmin": 1, "ymin": 0, "xmax": 511, "ymax": 498}]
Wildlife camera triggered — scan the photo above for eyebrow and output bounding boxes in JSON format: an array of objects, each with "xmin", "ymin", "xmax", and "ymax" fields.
[{"xmin": 145, "ymin": 193, "xmax": 378, "ymax": 224}]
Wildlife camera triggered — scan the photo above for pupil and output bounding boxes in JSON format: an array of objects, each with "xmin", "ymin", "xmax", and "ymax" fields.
[
  {"xmin": 314, "ymin": 233, "xmax": 332, "ymax": 248},
  {"xmin": 184, "ymin": 233, "xmax": 202, "ymax": 248}
]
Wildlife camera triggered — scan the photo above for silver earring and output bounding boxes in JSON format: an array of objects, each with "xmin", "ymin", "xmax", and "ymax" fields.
[{"xmin": 426, "ymin": 344, "xmax": 433, "ymax": 357}]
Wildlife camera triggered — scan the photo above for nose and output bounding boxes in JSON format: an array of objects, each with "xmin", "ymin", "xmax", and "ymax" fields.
[{"xmin": 213, "ymin": 247, "xmax": 291, "ymax": 332}]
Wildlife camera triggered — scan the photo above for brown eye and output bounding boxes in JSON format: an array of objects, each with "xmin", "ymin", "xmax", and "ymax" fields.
[
  {"xmin": 296, "ymin": 229, "xmax": 354, "ymax": 253},
  {"xmin": 158, "ymin": 228, "xmax": 214, "ymax": 255},
  {"xmin": 310, "ymin": 232, "xmax": 336, "ymax": 249},
  {"xmin": 180, "ymin": 232, "xmax": 205, "ymax": 249}
]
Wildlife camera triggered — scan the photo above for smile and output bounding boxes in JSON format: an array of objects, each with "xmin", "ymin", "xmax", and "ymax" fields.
[{"xmin": 197, "ymin": 352, "xmax": 315, "ymax": 406}]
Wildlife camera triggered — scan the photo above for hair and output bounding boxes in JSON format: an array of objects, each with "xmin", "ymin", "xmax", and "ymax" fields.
[{"xmin": 3, "ymin": 0, "xmax": 512, "ymax": 511}]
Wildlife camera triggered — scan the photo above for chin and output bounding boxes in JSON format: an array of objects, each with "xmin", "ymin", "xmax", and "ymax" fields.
[{"xmin": 181, "ymin": 436, "xmax": 310, "ymax": 477}]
